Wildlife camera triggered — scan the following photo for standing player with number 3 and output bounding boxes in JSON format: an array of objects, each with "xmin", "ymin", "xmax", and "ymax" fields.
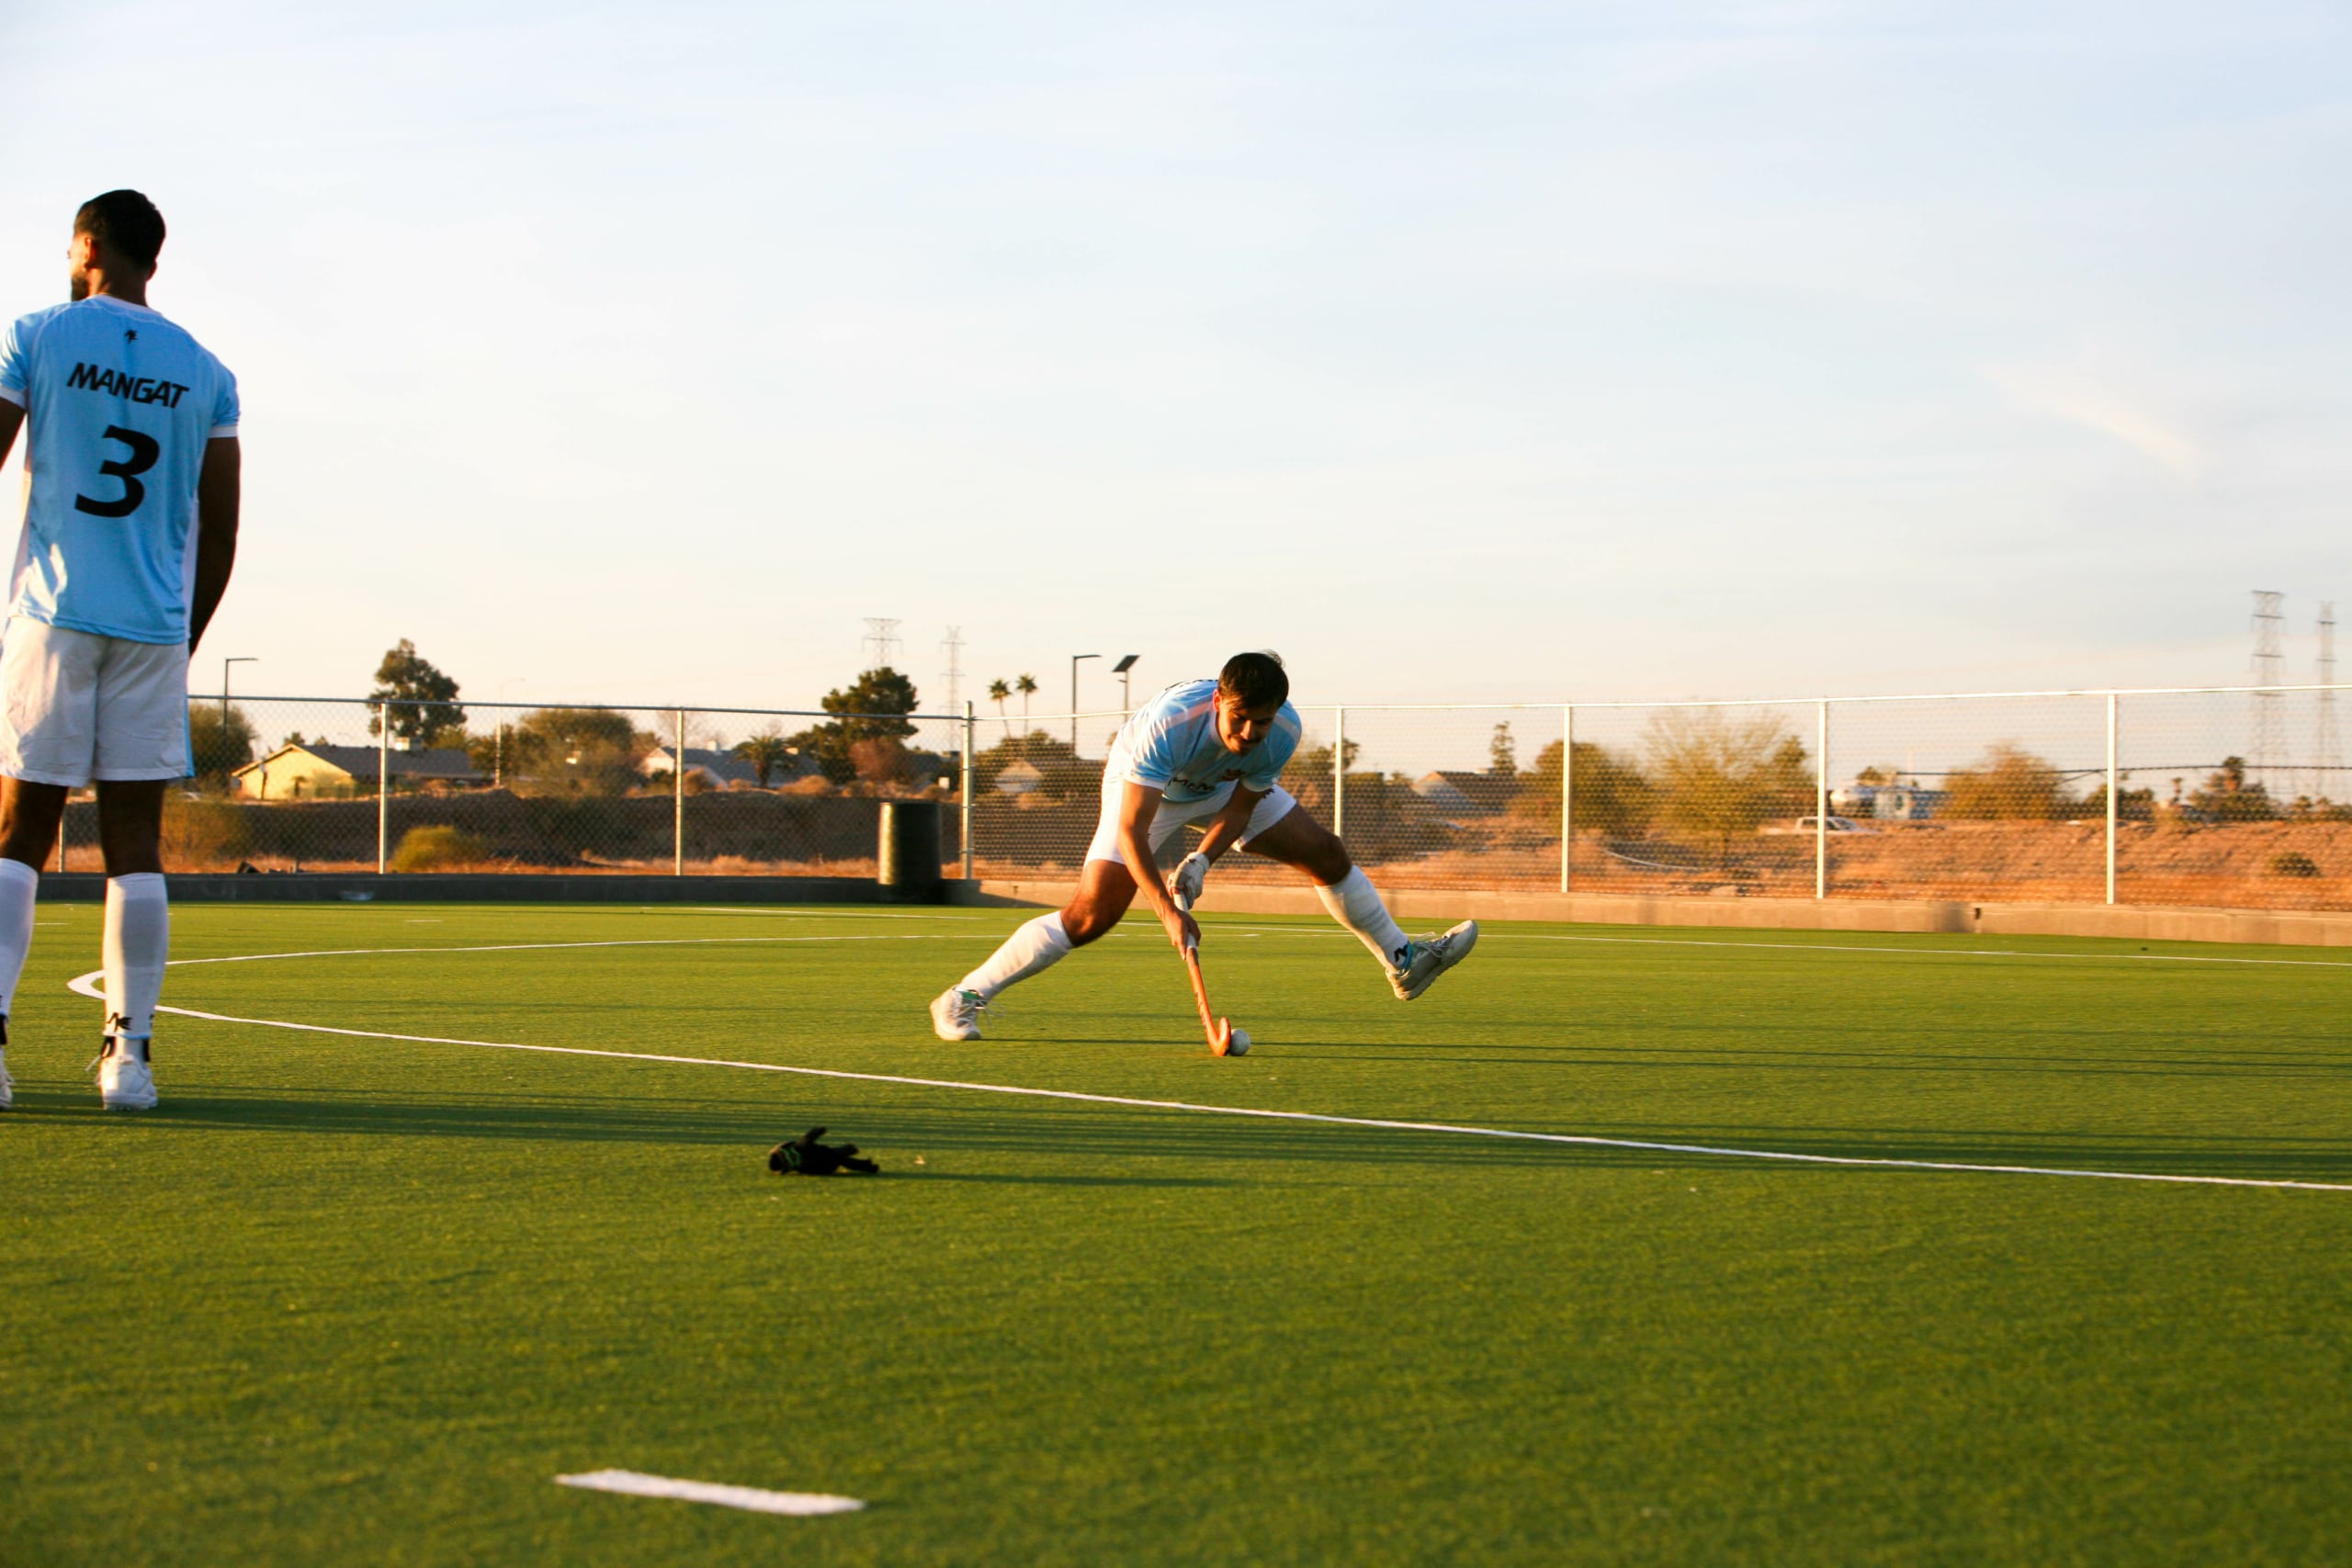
[
  {"xmin": 0, "ymin": 191, "xmax": 242, "ymax": 1110},
  {"xmin": 932, "ymin": 651, "xmax": 1476, "ymax": 1042}
]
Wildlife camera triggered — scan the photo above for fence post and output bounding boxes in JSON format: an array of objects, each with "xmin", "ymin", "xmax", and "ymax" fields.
[
  {"xmin": 1815, "ymin": 699, "xmax": 1829, "ymax": 900},
  {"xmin": 1332, "ymin": 705, "xmax": 1346, "ymax": 841},
  {"xmin": 1559, "ymin": 705, "xmax": 1574, "ymax": 893},
  {"xmin": 377, "ymin": 703, "xmax": 390, "ymax": 874},
  {"xmin": 674, "ymin": 709, "xmax": 686, "ymax": 876},
  {"xmin": 2106, "ymin": 692, "xmax": 2119, "ymax": 906},
  {"xmin": 961, "ymin": 700, "xmax": 976, "ymax": 881}
]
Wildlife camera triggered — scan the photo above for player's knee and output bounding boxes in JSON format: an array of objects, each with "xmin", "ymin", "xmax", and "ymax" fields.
[
  {"xmin": 1302, "ymin": 826, "xmax": 1351, "ymax": 883},
  {"xmin": 1060, "ymin": 901, "xmax": 1115, "ymax": 946}
]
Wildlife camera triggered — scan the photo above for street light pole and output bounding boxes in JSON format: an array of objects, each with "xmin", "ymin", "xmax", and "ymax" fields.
[
  {"xmin": 1070, "ymin": 653, "xmax": 1100, "ymax": 752},
  {"xmin": 221, "ymin": 657, "xmax": 256, "ymax": 777},
  {"xmin": 1112, "ymin": 653, "xmax": 1139, "ymax": 716}
]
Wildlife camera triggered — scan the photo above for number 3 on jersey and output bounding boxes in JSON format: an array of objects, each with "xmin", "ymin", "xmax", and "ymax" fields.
[{"xmin": 73, "ymin": 424, "xmax": 160, "ymax": 518}]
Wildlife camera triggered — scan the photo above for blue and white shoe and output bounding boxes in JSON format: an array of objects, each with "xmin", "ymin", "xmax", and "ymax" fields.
[
  {"xmin": 930, "ymin": 987, "xmax": 988, "ymax": 1043},
  {"xmin": 1390, "ymin": 921, "xmax": 1479, "ymax": 1000}
]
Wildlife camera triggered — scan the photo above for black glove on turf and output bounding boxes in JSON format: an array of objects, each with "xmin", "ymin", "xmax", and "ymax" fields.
[{"xmin": 769, "ymin": 1127, "xmax": 879, "ymax": 1176}]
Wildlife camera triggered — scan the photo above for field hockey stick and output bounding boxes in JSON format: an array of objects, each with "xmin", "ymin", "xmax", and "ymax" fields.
[{"xmin": 1182, "ymin": 935, "xmax": 1235, "ymax": 1056}]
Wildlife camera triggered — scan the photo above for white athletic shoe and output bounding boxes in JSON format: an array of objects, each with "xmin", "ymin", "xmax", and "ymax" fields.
[
  {"xmin": 0, "ymin": 1047, "xmax": 13, "ymax": 1111},
  {"xmin": 1390, "ymin": 920, "xmax": 1479, "ymax": 1000},
  {"xmin": 96, "ymin": 1035, "xmax": 158, "ymax": 1111},
  {"xmin": 930, "ymin": 987, "xmax": 987, "ymax": 1043}
]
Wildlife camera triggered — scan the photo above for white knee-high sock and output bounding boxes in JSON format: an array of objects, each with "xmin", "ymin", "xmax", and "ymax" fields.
[
  {"xmin": 956, "ymin": 912, "xmax": 1073, "ymax": 1001},
  {"xmin": 0, "ymin": 858, "xmax": 38, "ymax": 1021},
  {"xmin": 104, "ymin": 874, "xmax": 168, "ymax": 1039},
  {"xmin": 1316, "ymin": 868, "xmax": 1408, "ymax": 972}
]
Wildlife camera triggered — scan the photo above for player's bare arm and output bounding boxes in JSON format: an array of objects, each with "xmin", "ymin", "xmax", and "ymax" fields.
[
  {"xmin": 0, "ymin": 398, "xmax": 21, "ymax": 462},
  {"xmin": 187, "ymin": 434, "xmax": 241, "ymax": 652},
  {"xmin": 1119, "ymin": 779, "xmax": 1199, "ymax": 952},
  {"xmin": 1189, "ymin": 783, "xmax": 1264, "ymax": 867}
]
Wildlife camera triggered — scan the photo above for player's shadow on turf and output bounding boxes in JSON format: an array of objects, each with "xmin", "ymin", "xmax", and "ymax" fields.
[{"xmin": 136, "ymin": 1087, "xmax": 2352, "ymax": 1183}]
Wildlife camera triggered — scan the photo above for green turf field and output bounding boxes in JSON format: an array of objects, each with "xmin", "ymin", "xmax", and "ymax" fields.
[{"xmin": 4, "ymin": 902, "xmax": 2348, "ymax": 1567}]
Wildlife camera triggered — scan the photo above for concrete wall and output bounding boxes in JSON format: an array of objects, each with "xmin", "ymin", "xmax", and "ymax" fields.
[{"xmin": 974, "ymin": 879, "xmax": 2352, "ymax": 948}]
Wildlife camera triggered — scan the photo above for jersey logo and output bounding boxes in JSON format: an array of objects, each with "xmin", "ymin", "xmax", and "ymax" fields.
[
  {"xmin": 124, "ymin": 329, "xmax": 138, "ymax": 343},
  {"xmin": 65, "ymin": 361, "xmax": 188, "ymax": 408}
]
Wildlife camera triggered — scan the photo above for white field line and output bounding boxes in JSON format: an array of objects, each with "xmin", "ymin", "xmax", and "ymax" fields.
[
  {"xmin": 64, "ymin": 940, "xmax": 2352, "ymax": 1195},
  {"xmin": 554, "ymin": 1470, "xmax": 862, "ymax": 1516}
]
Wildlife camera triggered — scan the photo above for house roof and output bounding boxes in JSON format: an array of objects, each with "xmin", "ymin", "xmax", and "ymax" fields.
[
  {"xmin": 1412, "ymin": 770, "xmax": 1522, "ymax": 815},
  {"xmin": 234, "ymin": 743, "xmax": 482, "ymax": 781},
  {"xmin": 640, "ymin": 745, "xmax": 808, "ymax": 785}
]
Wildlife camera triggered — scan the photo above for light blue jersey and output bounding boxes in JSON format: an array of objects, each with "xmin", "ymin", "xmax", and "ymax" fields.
[
  {"xmin": 1113, "ymin": 679, "xmax": 1303, "ymax": 804},
  {"xmin": 0, "ymin": 296, "xmax": 238, "ymax": 645}
]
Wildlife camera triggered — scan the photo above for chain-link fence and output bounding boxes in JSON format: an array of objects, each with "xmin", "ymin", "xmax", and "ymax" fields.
[{"xmin": 94, "ymin": 684, "xmax": 2352, "ymax": 913}]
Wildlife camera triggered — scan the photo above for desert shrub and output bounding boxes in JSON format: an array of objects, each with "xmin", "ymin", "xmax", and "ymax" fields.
[
  {"xmin": 1510, "ymin": 739, "xmax": 1655, "ymax": 834},
  {"xmin": 162, "ymin": 795, "xmax": 253, "ymax": 868},
  {"xmin": 1943, "ymin": 743, "xmax": 2069, "ymax": 820},
  {"xmin": 1642, "ymin": 710, "xmax": 1811, "ymax": 859},
  {"xmin": 2267, "ymin": 851, "xmax": 2322, "ymax": 879},
  {"xmin": 390, "ymin": 825, "xmax": 490, "ymax": 872},
  {"xmin": 850, "ymin": 737, "xmax": 910, "ymax": 784},
  {"xmin": 2190, "ymin": 757, "xmax": 2278, "ymax": 822}
]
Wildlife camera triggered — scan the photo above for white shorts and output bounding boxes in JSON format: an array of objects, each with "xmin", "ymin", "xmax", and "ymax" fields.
[
  {"xmin": 0, "ymin": 617, "xmax": 192, "ymax": 787},
  {"xmin": 1083, "ymin": 774, "xmax": 1300, "ymax": 872}
]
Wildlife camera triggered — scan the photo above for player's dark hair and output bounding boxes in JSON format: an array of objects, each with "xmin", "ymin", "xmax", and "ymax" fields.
[
  {"xmin": 1217, "ymin": 650, "xmax": 1288, "ymax": 711},
  {"xmin": 74, "ymin": 190, "xmax": 166, "ymax": 272}
]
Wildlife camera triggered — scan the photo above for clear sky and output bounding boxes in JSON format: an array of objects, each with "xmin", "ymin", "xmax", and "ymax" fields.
[{"xmin": 0, "ymin": 2, "xmax": 2344, "ymax": 725}]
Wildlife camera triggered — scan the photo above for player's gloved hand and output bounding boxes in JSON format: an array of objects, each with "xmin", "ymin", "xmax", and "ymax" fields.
[
  {"xmin": 769, "ymin": 1127, "xmax": 879, "ymax": 1176},
  {"xmin": 1169, "ymin": 852, "xmax": 1212, "ymax": 912}
]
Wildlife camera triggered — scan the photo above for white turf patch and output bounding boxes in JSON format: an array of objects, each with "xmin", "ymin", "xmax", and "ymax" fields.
[
  {"xmin": 555, "ymin": 1470, "xmax": 863, "ymax": 1516},
  {"xmin": 64, "ymin": 937, "xmax": 2352, "ymax": 1196}
]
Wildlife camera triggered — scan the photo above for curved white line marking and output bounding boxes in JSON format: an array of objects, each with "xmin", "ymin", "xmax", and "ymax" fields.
[
  {"xmin": 555, "ymin": 1470, "xmax": 862, "ymax": 1516},
  {"xmin": 66, "ymin": 938, "xmax": 2352, "ymax": 1194}
]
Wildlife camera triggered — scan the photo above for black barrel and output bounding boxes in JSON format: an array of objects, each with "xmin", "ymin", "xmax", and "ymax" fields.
[{"xmin": 876, "ymin": 799, "xmax": 944, "ymax": 901}]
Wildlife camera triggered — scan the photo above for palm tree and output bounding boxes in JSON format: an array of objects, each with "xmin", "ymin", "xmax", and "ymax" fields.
[
  {"xmin": 732, "ymin": 727, "xmax": 796, "ymax": 788},
  {"xmin": 1016, "ymin": 673, "xmax": 1038, "ymax": 730},
  {"xmin": 988, "ymin": 678, "xmax": 1012, "ymax": 740}
]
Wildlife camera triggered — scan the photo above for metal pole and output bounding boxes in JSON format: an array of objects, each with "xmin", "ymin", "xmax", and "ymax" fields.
[
  {"xmin": 1332, "ymin": 705, "xmax": 1346, "ymax": 841},
  {"xmin": 2106, "ymin": 692, "xmax": 2119, "ymax": 906},
  {"xmin": 1070, "ymin": 653, "xmax": 1100, "ymax": 751},
  {"xmin": 961, "ymin": 700, "xmax": 976, "ymax": 881},
  {"xmin": 1815, "ymin": 699, "xmax": 1829, "ymax": 900},
  {"xmin": 674, "ymin": 709, "xmax": 686, "ymax": 876},
  {"xmin": 1560, "ymin": 705, "xmax": 1574, "ymax": 893},
  {"xmin": 377, "ymin": 704, "xmax": 390, "ymax": 874}
]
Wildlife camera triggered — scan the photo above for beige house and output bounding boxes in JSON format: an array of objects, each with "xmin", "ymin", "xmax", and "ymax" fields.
[{"xmin": 232, "ymin": 742, "xmax": 485, "ymax": 800}]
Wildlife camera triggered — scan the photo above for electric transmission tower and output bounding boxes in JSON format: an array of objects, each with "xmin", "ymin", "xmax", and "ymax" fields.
[
  {"xmin": 940, "ymin": 626, "xmax": 966, "ymax": 714},
  {"xmin": 2320, "ymin": 600, "xmax": 2341, "ymax": 803},
  {"xmin": 861, "ymin": 617, "xmax": 903, "ymax": 670},
  {"xmin": 2250, "ymin": 590, "xmax": 2285, "ymax": 794}
]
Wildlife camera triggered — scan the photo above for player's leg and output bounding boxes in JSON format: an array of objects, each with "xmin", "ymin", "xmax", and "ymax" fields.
[
  {"xmin": 86, "ymin": 635, "xmax": 187, "ymax": 1111},
  {"xmin": 92, "ymin": 781, "xmax": 167, "ymax": 1108},
  {"xmin": 0, "ymin": 618, "xmax": 106, "ymax": 1107},
  {"xmin": 0, "ymin": 782, "xmax": 67, "ymax": 1110},
  {"xmin": 1238, "ymin": 792, "xmax": 1478, "ymax": 999},
  {"xmin": 931, "ymin": 861, "xmax": 1141, "ymax": 1040},
  {"xmin": 930, "ymin": 775, "xmax": 1190, "ymax": 1040}
]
